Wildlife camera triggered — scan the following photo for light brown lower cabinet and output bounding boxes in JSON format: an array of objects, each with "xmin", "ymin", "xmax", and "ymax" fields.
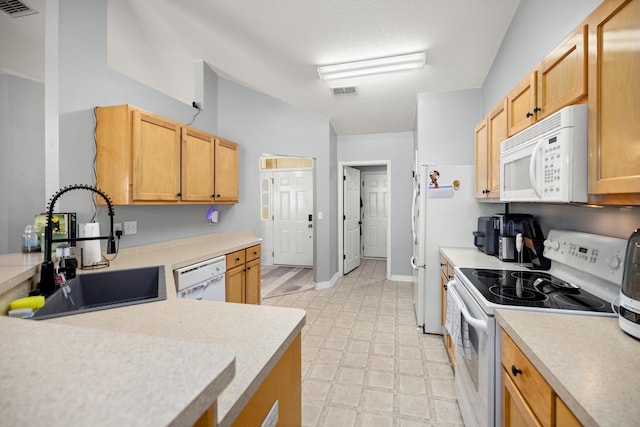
[
  {"xmin": 440, "ymin": 254, "xmax": 455, "ymax": 365},
  {"xmin": 501, "ymin": 329, "xmax": 582, "ymax": 427},
  {"xmin": 231, "ymin": 333, "xmax": 302, "ymax": 427},
  {"xmin": 191, "ymin": 333, "xmax": 302, "ymax": 427},
  {"xmin": 192, "ymin": 404, "xmax": 215, "ymax": 427},
  {"xmin": 226, "ymin": 245, "xmax": 261, "ymax": 304}
]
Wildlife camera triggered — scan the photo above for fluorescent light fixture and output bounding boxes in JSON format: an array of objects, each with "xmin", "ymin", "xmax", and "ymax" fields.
[{"xmin": 317, "ymin": 51, "xmax": 426, "ymax": 80}]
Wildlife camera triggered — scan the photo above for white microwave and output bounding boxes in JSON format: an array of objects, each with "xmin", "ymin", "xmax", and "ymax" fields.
[{"xmin": 500, "ymin": 104, "xmax": 588, "ymax": 203}]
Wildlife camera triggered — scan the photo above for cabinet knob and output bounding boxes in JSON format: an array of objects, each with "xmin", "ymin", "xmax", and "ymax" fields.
[
  {"xmin": 247, "ymin": 266, "xmax": 251, "ymax": 270},
  {"xmin": 533, "ymin": 106, "xmax": 541, "ymax": 113},
  {"xmin": 177, "ymin": 192, "xmax": 182, "ymax": 197},
  {"xmin": 444, "ymin": 283, "xmax": 448, "ymax": 290},
  {"xmin": 448, "ymin": 275, "xmax": 453, "ymax": 279},
  {"xmin": 511, "ymin": 365, "xmax": 522, "ymax": 377},
  {"xmin": 216, "ymin": 194, "xmax": 221, "ymax": 198},
  {"xmin": 211, "ymin": 194, "xmax": 215, "ymax": 198},
  {"xmin": 235, "ymin": 257, "xmax": 240, "ymax": 261},
  {"xmin": 526, "ymin": 111, "xmax": 533, "ymax": 118},
  {"xmin": 440, "ymin": 263, "xmax": 445, "ymax": 267}
]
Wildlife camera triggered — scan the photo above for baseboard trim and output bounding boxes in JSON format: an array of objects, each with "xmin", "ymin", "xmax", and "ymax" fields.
[
  {"xmin": 391, "ymin": 274, "xmax": 413, "ymax": 282},
  {"xmin": 315, "ymin": 272, "xmax": 340, "ymax": 290}
]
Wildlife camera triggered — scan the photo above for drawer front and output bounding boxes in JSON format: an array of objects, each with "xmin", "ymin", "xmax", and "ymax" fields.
[
  {"xmin": 245, "ymin": 245, "xmax": 261, "ymax": 262},
  {"xmin": 440, "ymin": 255, "xmax": 448, "ymax": 276},
  {"xmin": 226, "ymin": 249, "xmax": 246, "ymax": 270},
  {"xmin": 501, "ymin": 329, "xmax": 553, "ymax": 427}
]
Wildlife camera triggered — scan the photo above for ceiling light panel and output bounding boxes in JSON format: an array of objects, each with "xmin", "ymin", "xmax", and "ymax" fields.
[{"xmin": 317, "ymin": 51, "xmax": 426, "ymax": 81}]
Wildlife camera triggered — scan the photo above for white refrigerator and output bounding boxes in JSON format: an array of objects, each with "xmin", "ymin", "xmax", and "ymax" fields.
[{"xmin": 411, "ymin": 164, "xmax": 495, "ymax": 334}]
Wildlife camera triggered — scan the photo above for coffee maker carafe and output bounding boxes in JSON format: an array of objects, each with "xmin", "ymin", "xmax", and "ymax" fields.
[{"xmin": 619, "ymin": 228, "xmax": 640, "ymax": 339}]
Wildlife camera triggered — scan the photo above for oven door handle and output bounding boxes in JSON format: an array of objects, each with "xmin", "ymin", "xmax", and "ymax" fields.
[{"xmin": 448, "ymin": 281, "xmax": 488, "ymax": 333}]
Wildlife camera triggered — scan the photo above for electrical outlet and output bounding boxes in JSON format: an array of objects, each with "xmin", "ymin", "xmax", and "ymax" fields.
[{"xmin": 123, "ymin": 221, "xmax": 137, "ymax": 235}]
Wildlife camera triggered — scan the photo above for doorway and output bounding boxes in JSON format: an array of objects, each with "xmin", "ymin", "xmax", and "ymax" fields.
[
  {"xmin": 338, "ymin": 161, "xmax": 391, "ymax": 279},
  {"xmin": 260, "ymin": 156, "xmax": 315, "ymax": 268}
]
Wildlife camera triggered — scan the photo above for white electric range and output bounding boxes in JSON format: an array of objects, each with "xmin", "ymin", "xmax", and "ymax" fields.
[{"xmin": 446, "ymin": 229, "xmax": 627, "ymax": 427}]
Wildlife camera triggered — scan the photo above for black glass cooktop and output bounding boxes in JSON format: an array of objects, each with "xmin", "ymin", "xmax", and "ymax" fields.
[{"xmin": 458, "ymin": 268, "xmax": 614, "ymax": 313}]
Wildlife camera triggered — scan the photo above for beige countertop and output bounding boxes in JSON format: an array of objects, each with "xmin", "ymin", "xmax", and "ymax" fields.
[
  {"xmin": 0, "ymin": 315, "xmax": 235, "ymax": 427},
  {"xmin": 440, "ymin": 246, "xmax": 530, "ymax": 270},
  {"xmin": 496, "ymin": 309, "xmax": 640, "ymax": 427},
  {"xmin": 0, "ymin": 231, "xmax": 306, "ymax": 427}
]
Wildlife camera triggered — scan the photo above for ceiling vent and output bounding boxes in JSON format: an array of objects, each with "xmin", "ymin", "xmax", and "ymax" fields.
[
  {"xmin": 332, "ymin": 86, "xmax": 357, "ymax": 96},
  {"xmin": 0, "ymin": 0, "xmax": 38, "ymax": 18}
]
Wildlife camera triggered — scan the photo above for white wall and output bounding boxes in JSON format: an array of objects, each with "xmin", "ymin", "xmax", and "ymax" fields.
[
  {"xmin": 416, "ymin": 89, "xmax": 481, "ymax": 165},
  {"xmin": 216, "ymin": 79, "xmax": 337, "ymax": 282},
  {"xmin": 338, "ymin": 132, "xmax": 414, "ymax": 276},
  {"xmin": 0, "ymin": 74, "xmax": 45, "ymax": 253}
]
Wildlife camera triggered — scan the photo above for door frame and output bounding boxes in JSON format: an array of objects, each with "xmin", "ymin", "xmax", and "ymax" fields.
[
  {"xmin": 338, "ymin": 160, "xmax": 391, "ymax": 280},
  {"xmin": 259, "ymin": 155, "xmax": 315, "ymax": 268}
]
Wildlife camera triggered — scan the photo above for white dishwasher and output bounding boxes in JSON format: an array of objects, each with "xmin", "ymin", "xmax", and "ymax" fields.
[{"xmin": 174, "ymin": 256, "xmax": 226, "ymax": 301}]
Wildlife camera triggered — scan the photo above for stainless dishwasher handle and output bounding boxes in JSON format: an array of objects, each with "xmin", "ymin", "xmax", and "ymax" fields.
[{"xmin": 447, "ymin": 281, "xmax": 488, "ymax": 332}]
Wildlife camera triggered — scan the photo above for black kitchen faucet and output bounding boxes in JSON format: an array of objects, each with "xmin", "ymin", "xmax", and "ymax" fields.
[{"xmin": 38, "ymin": 184, "xmax": 117, "ymax": 296}]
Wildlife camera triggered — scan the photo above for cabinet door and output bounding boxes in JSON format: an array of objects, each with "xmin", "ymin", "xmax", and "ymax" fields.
[
  {"xmin": 503, "ymin": 368, "xmax": 543, "ymax": 427},
  {"xmin": 588, "ymin": 0, "xmax": 640, "ymax": 202},
  {"xmin": 507, "ymin": 72, "xmax": 537, "ymax": 136},
  {"xmin": 537, "ymin": 25, "xmax": 587, "ymax": 120},
  {"xmin": 226, "ymin": 265, "xmax": 245, "ymax": 303},
  {"xmin": 214, "ymin": 138, "xmax": 239, "ymax": 203},
  {"xmin": 475, "ymin": 117, "xmax": 489, "ymax": 198},
  {"xmin": 181, "ymin": 127, "xmax": 215, "ymax": 202},
  {"xmin": 555, "ymin": 397, "xmax": 581, "ymax": 427},
  {"xmin": 132, "ymin": 110, "xmax": 181, "ymax": 202},
  {"xmin": 501, "ymin": 330, "xmax": 553, "ymax": 427},
  {"xmin": 488, "ymin": 99, "xmax": 508, "ymax": 197},
  {"xmin": 245, "ymin": 258, "xmax": 261, "ymax": 305}
]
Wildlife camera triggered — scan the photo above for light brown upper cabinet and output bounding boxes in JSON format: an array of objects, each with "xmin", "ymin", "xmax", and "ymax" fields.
[
  {"xmin": 131, "ymin": 110, "xmax": 182, "ymax": 202},
  {"xmin": 507, "ymin": 25, "xmax": 588, "ymax": 136},
  {"xmin": 507, "ymin": 72, "xmax": 538, "ymax": 136},
  {"xmin": 95, "ymin": 104, "xmax": 239, "ymax": 205},
  {"xmin": 181, "ymin": 127, "xmax": 215, "ymax": 202},
  {"xmin": 476, "ymin": 99, "xmax": 507, "ymax": 199},
  {"xmin": 475, "ymin": 117, "xmax": 490, "ymax": 198},
  {"xmin": 214, "ymin": 137, "xmax": 239, "ymax": 203},
  {"xmin": 587, "ymin": 0, "xmax": 640, "ymax": 205},
  {"xmin": 537, "ymin": 25, "xmax": 588, "ymax": 120}
]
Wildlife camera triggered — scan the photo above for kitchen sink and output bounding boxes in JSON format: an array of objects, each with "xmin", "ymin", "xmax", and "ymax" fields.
[{"xmin": 31, "ymin": 266, "xmax": 166, "ymax": 320}]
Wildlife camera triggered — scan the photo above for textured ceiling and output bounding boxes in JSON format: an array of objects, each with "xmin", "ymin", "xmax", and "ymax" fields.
[{"xmin": 0, "ymin": 0, "xmax": 520, "ymax": 135}]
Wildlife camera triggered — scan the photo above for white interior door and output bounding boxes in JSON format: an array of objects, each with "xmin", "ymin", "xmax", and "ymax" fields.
[
  {"xmin": 273, "ymin": 170, "xmax": 313, "ymax": 266},
  {"xmin": 362, "ymin": 172, "xmax": 387, "ymax": 258},
  {"xmin": 343, "ymin": 166, "xmax": 361, "ymax": 274}
]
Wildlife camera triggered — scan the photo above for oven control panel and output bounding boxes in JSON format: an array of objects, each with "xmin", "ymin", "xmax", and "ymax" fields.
[{"xmin": 543, "ymin": 229, "xmax": 627, "ymax": 284}]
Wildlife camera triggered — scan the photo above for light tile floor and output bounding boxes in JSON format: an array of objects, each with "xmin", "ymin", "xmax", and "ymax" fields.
[{"xmin": 262, "ymin": 259, "xmax": 464, "ymax": 427}]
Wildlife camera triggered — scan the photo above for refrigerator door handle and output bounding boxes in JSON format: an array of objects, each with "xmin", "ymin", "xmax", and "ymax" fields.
[{"xmin": 411, "ymin": 185, "xmax": 419, "ymax": 244}]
